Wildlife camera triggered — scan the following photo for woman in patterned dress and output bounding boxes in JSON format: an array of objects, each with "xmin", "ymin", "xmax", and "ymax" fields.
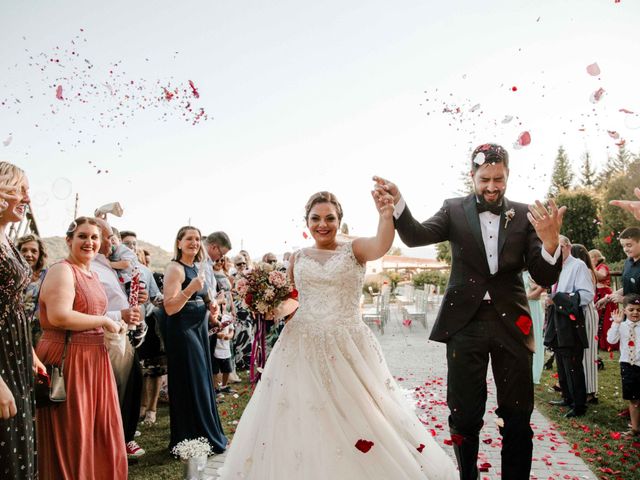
[{"xmin": 0, "ymin": 161, "xmax": 44, "ymax": 479}]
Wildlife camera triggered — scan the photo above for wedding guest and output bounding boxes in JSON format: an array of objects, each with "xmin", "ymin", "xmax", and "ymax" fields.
[
  {"xmin": 571, "ymin": 244, "xmax": 600, "ymax": 403},
  {"xmin": 0, "ymin": 161, "xmax": 42, "ymax": 480},
  {"xmin": 213, "ymin": 320, "xmax": 235, "ymax": 394},
  {"xmin": 36, "ymin": 216, "xmax": 128, "ymax": 479},
  {"xmin": 238, "ymin": 249, "xmax": 252, "ymax": 268},
  {"xmin": 597, "ymin": 227, "xmax": 640, "ymax": 305},
  {"xmin": 231, "ymin": 255, "xmax": 253, "ymax": 371},
  {"xmin": 17, "ymin": 233, "xmax": 49, "ymax": 346},
  {"xmin": 607, "ymin": 294, "xmax": 640, "ymax": 437},
  {"xmin": 546, "ymin": 236, "xmax": 593, "ymax": 417},
  {"xmin": 119, "ymin": 230, "xmax": 164, "ymax": 424},
  {"xmin": 162, "ymin": 226, "xmax": 227, "ymax": 452},
  {"xmin": 590, "ymin": 249, "xmax": 618, "ymax": 352},
  {"xmin": 523, "ymin": 270, "xmax": 545, "ymax": 384},
  {"xmin": 92, "ymin": 219, "xmax": 147, "ymax": 459}
]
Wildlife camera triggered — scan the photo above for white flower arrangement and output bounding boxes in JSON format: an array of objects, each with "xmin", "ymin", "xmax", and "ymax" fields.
[
  {"xmin": 504, "ymin": 208, "xmax": 516, "ymax": 229},
  {"xmin": 171, "ymin": 437, "xmax": 212, "ymax": 460}
]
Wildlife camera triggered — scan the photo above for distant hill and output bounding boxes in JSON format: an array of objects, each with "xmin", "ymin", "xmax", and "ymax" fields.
[{"xmin": 42, "ymin": 237, "xmax": 173, "ymax": 272}]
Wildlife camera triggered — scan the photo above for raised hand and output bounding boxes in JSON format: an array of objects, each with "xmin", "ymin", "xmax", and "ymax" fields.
[
  {"xmin": 371, "ymin": 190, "xmax": 395, "ymax": 219},
  {"xmin": 527, "ymin": 198, "xmax": 567, "ymax": 254},
  {"xmin": 610, "ymin": 187, "xmax": 640, "ymax": 221},
  {"xmin": 372, "ymin": 176, "xmax": 401, "ymax": 205},
  {"xmin": 611, "ymin": 308, "xmax": 624, "ymax": 324}
]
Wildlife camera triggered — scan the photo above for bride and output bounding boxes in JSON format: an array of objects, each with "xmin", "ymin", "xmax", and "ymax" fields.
[{"xmin": 218, "ymin": 190, "xmax": 457, "ymax": 479}]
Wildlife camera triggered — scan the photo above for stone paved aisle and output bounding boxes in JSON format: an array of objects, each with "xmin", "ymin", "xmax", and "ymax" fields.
[{"xmin": 206, "ymin": 306, "xmax": 597, "ymax": 479}]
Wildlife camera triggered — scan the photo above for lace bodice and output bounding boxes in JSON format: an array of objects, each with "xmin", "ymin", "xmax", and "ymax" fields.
[{"xmin": 292, "ymin": 242, "xmax": 365, "ymax": 330}]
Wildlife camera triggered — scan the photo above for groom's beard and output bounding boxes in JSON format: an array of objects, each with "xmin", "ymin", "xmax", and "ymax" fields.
[{"xmin": 476, "ymin": 189, "xmax": 505, "ymax": 206}]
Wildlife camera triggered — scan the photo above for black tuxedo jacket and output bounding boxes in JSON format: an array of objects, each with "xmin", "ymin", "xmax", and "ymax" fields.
[
  {"xmin": 544, "ymin": 292, "xmax": 589, "ymax": 349},
  {"xmin": 395, "ymin": 194, "xmax": 562, "ymax": 352}
]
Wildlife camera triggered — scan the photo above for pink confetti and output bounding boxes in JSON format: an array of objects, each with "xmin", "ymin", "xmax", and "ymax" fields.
[
  {"xmin": 402, "ymin": 319, "xmax": 412, "ymax": 327},
  {"xmin": 55, "ymin": 85, "xmax": 64, "ymax": 100},
  {"xmin": 188, "ymin": 80, "xmax": 200, "ymax": 98},
  {"xmin": 590, "ymin": 87, "xmax": 605, "ymax": 103},
  {"xmin": 2, "ymin": 135, "xmax": 12, "ymax": 147},
  {"xmin": 607, "ymin": 130, "xmax": 619, "ymax": 139},
  {"xmin": 619, "ymin": 108, "xmax": 634, "ymax": 114},
  {"xmin": 586, "ymin": 63, "xmax": 600, "ymax": 76}
]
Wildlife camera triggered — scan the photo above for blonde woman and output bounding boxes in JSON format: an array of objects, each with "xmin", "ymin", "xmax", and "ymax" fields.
[{"xmin": 0, "ymin": 161, "xmax": 44, "ymax": 479}]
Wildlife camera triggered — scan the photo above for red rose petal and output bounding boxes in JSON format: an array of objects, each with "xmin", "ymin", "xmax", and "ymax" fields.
[
  {"xmin": 416, "ymin": 443, "xmax": 425, "ymax": 453},
  {"xmin": 355, "ymin": 439, "xmax": 374, "ymax": 453},
  {"xmin": 517, "ymin": 131, "xmax": 531, "ymax": 147},
  {"xmin": 55, "ymin": 85, "xmax": 63, "ymax": 100},
  {"xmin": 629, "ymin": 340, "xmax": 635, "ymax": 347},
  {"xmin": 569, "ymin": 314, "xmax": 576, "ymax": 321},
  {"xmin": 516, "ymin": 315, "xmax": 532, "ymax": 335},
  {"xmin": 610, "ymin": 432, "xmax": 621, "ymax": 440},
  {"xmin": 451, "ymin": 434, "xmax": 464, "ymax": 446}
]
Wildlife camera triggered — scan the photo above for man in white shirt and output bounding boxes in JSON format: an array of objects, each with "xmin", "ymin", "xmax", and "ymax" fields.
[
  {"xmin": 93, "ymin": 218, "xmax": 147, "ymax": 459},
  {"xmin": 374, "ymin": 143, "xmax": 564, "ymax": 480}
]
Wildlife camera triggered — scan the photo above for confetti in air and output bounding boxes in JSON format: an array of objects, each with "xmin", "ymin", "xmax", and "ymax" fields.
[{"xmin": 586, "ymin": 63, "xmax": 601, "ymax": 76}]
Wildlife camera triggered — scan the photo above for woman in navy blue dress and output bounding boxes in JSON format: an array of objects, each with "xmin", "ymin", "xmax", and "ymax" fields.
[{"xmin": 161, "ymin": 226, "xmax": 227, "ymax": 453}]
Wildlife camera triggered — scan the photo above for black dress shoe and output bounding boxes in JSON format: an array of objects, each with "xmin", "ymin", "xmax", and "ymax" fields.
[
  {"xmin": 564, "ymin": 409, "xmax": 586, "ymax": 418},
  {"xmin": 549, "ymin": 399, "xmax": 571, "ymax": 407},
  {"xmin": 586, "ymin": 394, "xmax": 599, "ymax": 404}
]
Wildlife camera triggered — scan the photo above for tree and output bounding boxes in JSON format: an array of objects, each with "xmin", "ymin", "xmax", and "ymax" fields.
[
  {"xmin": 436, "ymin": 242, "xmax": 451, "ymax": 265},
  {"xmin": 555, "ymin": 189, "xmax": 600, "ymax": 249},
  {"xmin": 457, "ymin": 168, "xmax": 474, "ymax": 196},
  {"xmin": 412, "ymin": 270, "xmax": 449, "ymax": 291},
  {"xmin": 596, "ymin": 157, "xmax": 640, "ymax": 263},
  {"xmin": 548, "ymin": 146, "xmax": 574, "ymax": 197},
  {"xmin": 596, "ymin": 144, "xmax": 632, "ymax": 189},
  {"xmin": 579, "ymin": 151, "xmax": 596, "ymax": 188}
]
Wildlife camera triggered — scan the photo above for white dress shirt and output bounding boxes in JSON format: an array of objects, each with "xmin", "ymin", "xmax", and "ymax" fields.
[
  {"xmin": 607, "ymin": 320, "xmax": 640, "ymax": 366},
  {"xmin": 92, "ymin": 253, "xmax": 130, "ymax": 323},
  {"xmin": 393, "ymin": 197, "xmax": 560, "ymax": 299},
  {"xmin": 555, "ymin": 255, "xmax": 595, "ymax": 306}
]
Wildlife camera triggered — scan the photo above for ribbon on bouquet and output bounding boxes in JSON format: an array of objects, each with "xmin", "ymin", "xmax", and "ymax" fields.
[{"xmin": 250, "ymin": 313, "xmax": 267, "ymax": 384}]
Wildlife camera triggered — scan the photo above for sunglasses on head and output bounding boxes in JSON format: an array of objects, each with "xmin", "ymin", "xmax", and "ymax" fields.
[{"xmin": 235, "ymin": 262, "xmax": 246, "ymax": 267}]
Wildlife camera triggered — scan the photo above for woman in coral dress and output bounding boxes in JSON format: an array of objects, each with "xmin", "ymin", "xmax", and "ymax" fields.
[{"xmin": 36, "ymin": 217, "xmax": 128, "ymax": 479}]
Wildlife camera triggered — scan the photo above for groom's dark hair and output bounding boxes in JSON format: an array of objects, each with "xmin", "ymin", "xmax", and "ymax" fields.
[{"xmin": 470, "ymin": 143, "xmax": 509, "ymax": 172}]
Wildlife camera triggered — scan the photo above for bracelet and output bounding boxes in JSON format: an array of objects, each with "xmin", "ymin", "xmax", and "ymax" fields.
[{"xmin": 179, "ymin": 290, "xmax": 191, "ymax": 300}]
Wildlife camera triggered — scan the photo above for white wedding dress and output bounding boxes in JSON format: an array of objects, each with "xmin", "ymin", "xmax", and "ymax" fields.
[{"xmin": 218, "ymin": 242, "xmax": 457, "ymax": 479}]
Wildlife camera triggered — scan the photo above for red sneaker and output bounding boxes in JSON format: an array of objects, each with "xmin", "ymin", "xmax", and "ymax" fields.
[{"xmin": 126, "ymin": 441, "xmax": 146, "ymax": 457}]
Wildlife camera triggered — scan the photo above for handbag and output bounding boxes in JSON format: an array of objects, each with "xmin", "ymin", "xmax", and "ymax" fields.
[{"xmin": 35, "ymin": 331, "xmax": 70, "ymax": 408}]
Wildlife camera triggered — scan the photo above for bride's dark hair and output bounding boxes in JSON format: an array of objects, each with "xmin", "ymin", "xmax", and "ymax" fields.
[{"xmin": 304, "ymin": 191, "xmax": 343, "ymax": 223}]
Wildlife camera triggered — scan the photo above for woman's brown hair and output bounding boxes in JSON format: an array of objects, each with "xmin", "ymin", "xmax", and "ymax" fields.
[{"xmin": 304, "ymin": 191, "xmax": 343, "ymax": 223}]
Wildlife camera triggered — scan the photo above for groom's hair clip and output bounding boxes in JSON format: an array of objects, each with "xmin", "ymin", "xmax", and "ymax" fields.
[{"xmin": 471, "ymin": 143, "xmax": 509, "ymax": 172}]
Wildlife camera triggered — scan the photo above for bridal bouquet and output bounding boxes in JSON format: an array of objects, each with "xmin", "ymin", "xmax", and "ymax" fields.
[
  {"xmin": 235, "ymin": 262, "xmax": 297, "ymax": 317},
  {"xmin": 171, "ymin": 437, "xmax": 212, "ymax": 460}
]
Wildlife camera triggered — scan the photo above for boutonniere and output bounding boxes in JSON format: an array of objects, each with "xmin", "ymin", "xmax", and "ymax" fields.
[{"xmin": 504, "ymin": 208, "xmax": 515, "ymax": 229}]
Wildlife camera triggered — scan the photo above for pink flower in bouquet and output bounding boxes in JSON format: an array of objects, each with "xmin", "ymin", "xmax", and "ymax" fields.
[{"xmin": 268, "ymin": 270, "xmax": 287, "ymax": 288}]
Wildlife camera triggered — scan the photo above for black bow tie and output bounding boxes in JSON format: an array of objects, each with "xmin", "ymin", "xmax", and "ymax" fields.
[{"xmin": 476, "ymin": 202, "xmax": 503, "ymax": 216}]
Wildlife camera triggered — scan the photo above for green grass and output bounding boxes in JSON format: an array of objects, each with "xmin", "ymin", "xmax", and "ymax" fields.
[
  {"xmin": 129, "ymin": 372, "xmax": 253, "ymax": 479},
  {"xmin": 534, "ymin": 352, "xmax": 640, "ymax": 479}
]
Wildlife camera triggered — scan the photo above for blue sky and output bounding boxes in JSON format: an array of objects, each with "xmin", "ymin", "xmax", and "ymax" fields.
[{"xmin": 2, "ymin": 0, "xmax": 639, "ymax": 256}]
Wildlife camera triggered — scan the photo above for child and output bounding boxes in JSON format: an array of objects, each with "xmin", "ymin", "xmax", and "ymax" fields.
[
  {"xmin": 213, "ymin": 313, "xmax": 235, "ymax": 394},
  {"xmin": 109, "ymin": 227, "xmax": 139, "ymax": 286},
  {"xmin": 598, "ymin": 227, "xmax": 640, "ymax": 307},
  {"xmin": 607, "ymin": 294, "xmax": 640, "ymax": 436}
]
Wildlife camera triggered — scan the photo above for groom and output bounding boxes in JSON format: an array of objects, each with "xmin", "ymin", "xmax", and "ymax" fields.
[{"xmin": 374, "ymin": 143, "xmax": 565, "ymax": 479}]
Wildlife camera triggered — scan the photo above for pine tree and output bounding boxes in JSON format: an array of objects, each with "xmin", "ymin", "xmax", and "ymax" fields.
[
  {"xmin": 457, "ymin": 169, "xmax": 475, "ymax": 196},
  {"xmin": 596, "ymin": 144, "xmax": 631, "ymax": 188},
  {"xmin": 579, "ymin": 151, "xmax": 596, "ymax": 188},
  {"xmin": 548, "ymin": 146, "xmax": 574, "ymax": 197}
]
